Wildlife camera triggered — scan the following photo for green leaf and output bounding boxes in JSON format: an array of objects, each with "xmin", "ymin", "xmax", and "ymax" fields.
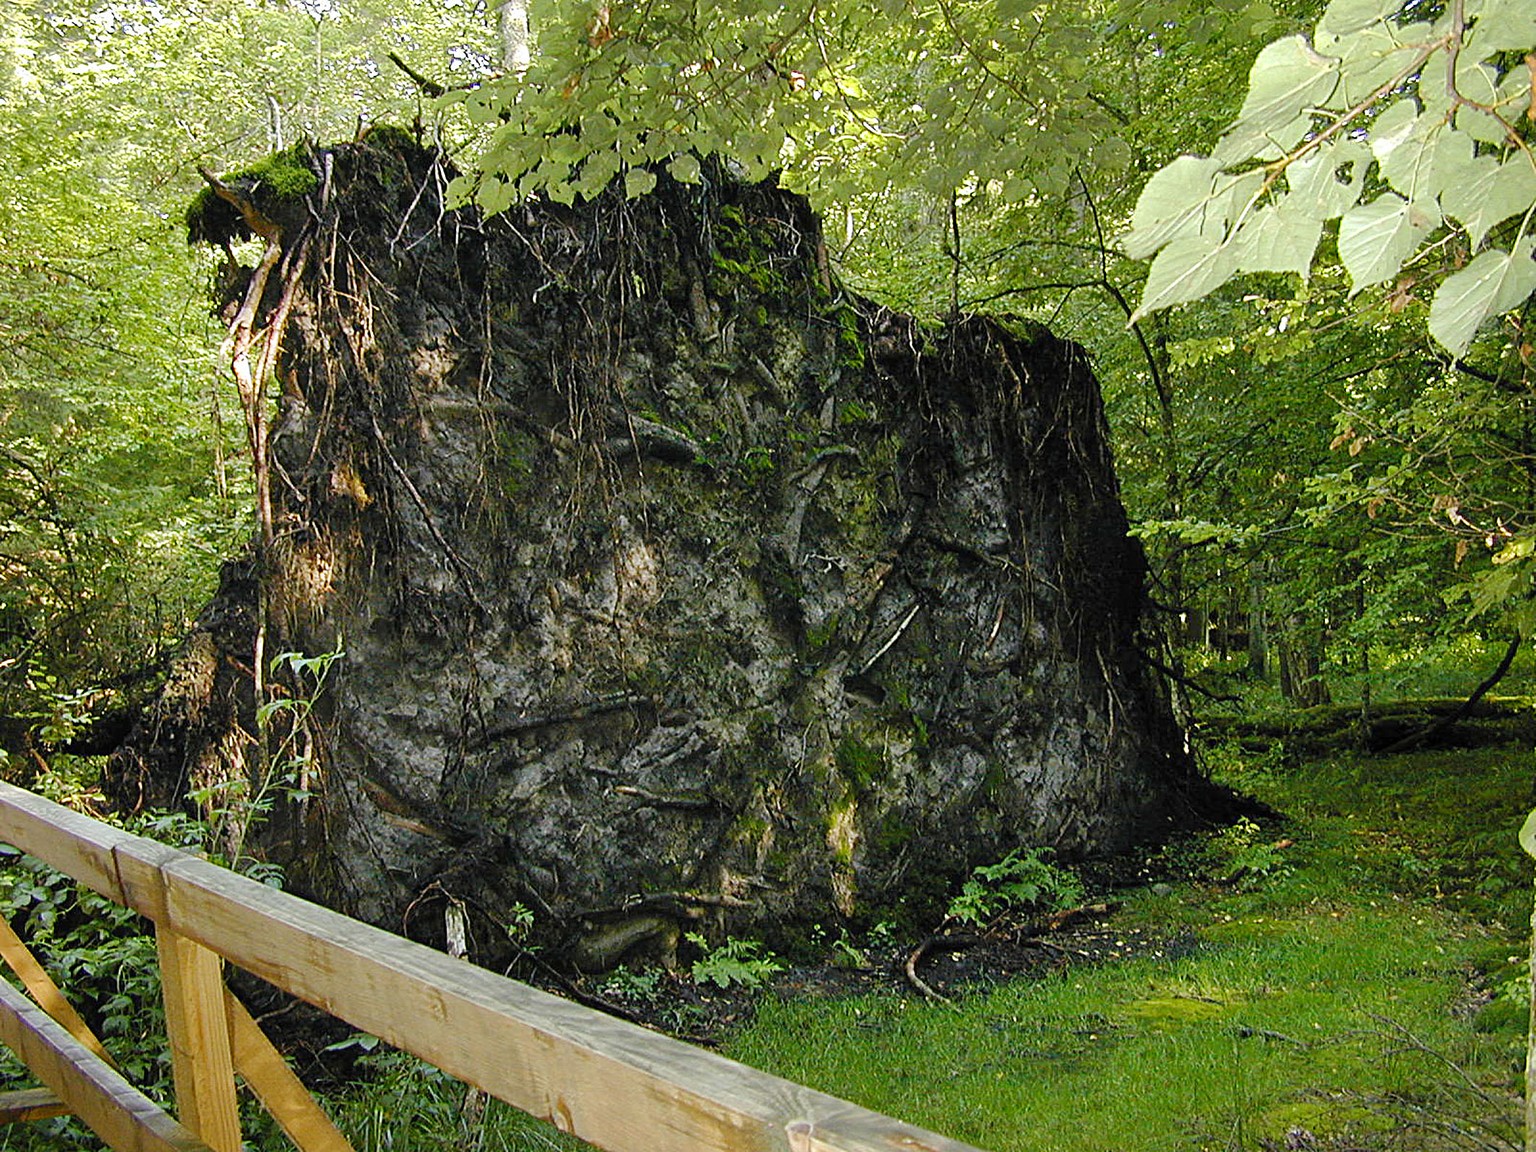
[
  {"xmin": 624, "ymin": 168, "xmax": 658, "ymax": 198},
  {"xmin": 1316, "ymin": 0, "xmax": 1399, "ymax": 36},
  {"xmin": 1337, "ymin": 192, "xmax": 1440, "ymax": 293},
  {"xmin": 1318, "ymin": 22, "xmax": 1433, "ymax": 106},
  {"xmin": 1453, "ymin": 62, "xmax": 1509, "ymax": 145},
  {"xmin": 667, "ymin": 153, "xmax": 702, "ymax": 184},
  {"xmin": 1519, "ymin": 807, "xmax": 1536, "ymax": 859},
  {"xmin": 475, "ymin": 176, "xmax": 517, "ymax": 215},
  {"xmin": 1427, "ymin": 239, "xmax": 1536, "ymax": 358},
  {"xmin": 1132, "ymin": 234, "xmax": 1239, "ymax": 320},
  {"xmin": 1440, "ymin": 152, "xmax": 1536, "ymax": 247},
  {"xmin": 1122, "ymin": 155, "xmax": 1227, "ymax": 258},
  {"xmin": 1123, "ymin": 160, "xmax": 1261, "ymax": 259},
  {"xmin": 1466, "ymin": 0, "xmax": 1536, "ymax": 56},
  {"xmin": 1232, "ymin": 203, "xmax": 1324, "ymax": 276},
  {"xmin": 1212, "ymin": 35, "xmax": 1339, "ymax": 163},
  {"xmin": 1286, "ymin": 138, "xmax": 1368, "ymax": 218}
]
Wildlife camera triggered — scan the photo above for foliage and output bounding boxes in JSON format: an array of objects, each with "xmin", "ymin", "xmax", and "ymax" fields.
[
  {"xmin": 0, "ymin": 803, "xmax": 214, "ymax": 1138},
  {"xmin": 1126, "ymin": 0, "xmax": 1536, "ymax": 359},
  {"xmin": 946, "ymin": 847, "xmax": 1085, "ymax": 928},
  {"xmin": 685, "ymin": 931, "xmax": 784, "ymax": 990},
  {"xmin": 323, "ymin": 1041, "xmax": 586, "ymax": 1151},
  {"xmin": 192, "ymin": 642, "xmax": 344, "ymax": 870}
]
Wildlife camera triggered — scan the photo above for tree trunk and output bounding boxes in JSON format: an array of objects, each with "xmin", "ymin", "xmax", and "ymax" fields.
[
  {"xmin": 1278, "ymin": 615, "xmax": 1330, "ymax": 707},
  {"xmin": 500, "ymin": 0, "xmax": 530, "ymax": 75},
  {"xmin": 1247, "ymin": 572, "xmax": 1268, "ymax": 680}
]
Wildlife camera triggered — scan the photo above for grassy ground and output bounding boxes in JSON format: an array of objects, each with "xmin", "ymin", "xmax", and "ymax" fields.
[
  {"xmin": 724, "ymin": 739, "xmax": 1534, "ymax": 1152},
  {"xmin": 2, "ymin": 731, "xmax": 1530, "ymax": 1152}
]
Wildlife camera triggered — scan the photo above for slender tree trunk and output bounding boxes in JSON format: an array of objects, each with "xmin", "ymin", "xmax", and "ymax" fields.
[
  {"xmin": 1247, "ymin": 573, "xmax": 1268, "ymax": 680},
  {"xmin": 500, "ymin": 0, "xmax": 530, "ymax": 75},
  {"xmin": 1526, "ymin": 864, "xmax": 1536, "ymax": 1152}
]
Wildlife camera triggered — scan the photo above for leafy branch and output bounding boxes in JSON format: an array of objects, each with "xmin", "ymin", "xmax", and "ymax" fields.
[{"xmin": 1126, "ymin": 0, "xmax": 1536, "ymax": 359}]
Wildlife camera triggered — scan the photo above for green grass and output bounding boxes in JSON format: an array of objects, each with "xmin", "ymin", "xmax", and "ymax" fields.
[
  {"xmin": 725, "ymin": 740, "xmax": 1533, "ymax": 1152},
  {"xmin": 3, "ymin": 725, "xmax": 1530, "ymax": 1152}
]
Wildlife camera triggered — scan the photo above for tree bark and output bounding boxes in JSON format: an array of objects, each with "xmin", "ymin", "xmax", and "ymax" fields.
[{"xmin": 500, "ymin": 0, "xmax": 530, "ymax": 76}]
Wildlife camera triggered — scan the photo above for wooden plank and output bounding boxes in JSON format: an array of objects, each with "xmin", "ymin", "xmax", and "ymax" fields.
[
  {"xmin": 0, "ymin": 977, "xmax": 212, "ymax": 1152},
  {"xmin": 157, "ymin": 927, "xmax": 242, "ymax": 1152},
  {"xmin": 0, "ymin": 914, "xmax": 118, "ymax": 1069},
  {"xmin": 0, "ymin": 1086, "xmax": 70, "ymax": 1123},
  {"xmin": 0, "ymin": 784, "xmax": 133, "ymax": 903},
  {"xmin": 152, "ymin": 853, "xmax": 981, "ymax": 1152},
  {"xmin": 224, "ymin": 989, "xmax": 354, "ymax": 1152},
  {"xmin": 0, "ymin": 783, "xmax": 986, "ymax": 1152}
]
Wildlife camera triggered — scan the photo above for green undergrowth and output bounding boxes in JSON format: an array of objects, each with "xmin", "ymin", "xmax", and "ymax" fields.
[{"xmin": 725, "ymin": 738, "xmax": 1533, "ymax": 1152}]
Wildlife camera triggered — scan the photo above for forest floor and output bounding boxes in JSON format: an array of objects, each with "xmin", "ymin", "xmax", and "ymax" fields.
[
  {"xmin": 511, "ymin": 707, "xmax": 1536, "ymax": 1152},
  {"xmin": 2, "ymin": 696, "xmax": 1530, "ymax": 1152}
]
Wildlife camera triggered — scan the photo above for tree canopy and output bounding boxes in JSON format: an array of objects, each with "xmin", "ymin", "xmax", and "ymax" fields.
[{"xmin": 1, "ymin": 0, "xmax": 1533, "ymax": 758}]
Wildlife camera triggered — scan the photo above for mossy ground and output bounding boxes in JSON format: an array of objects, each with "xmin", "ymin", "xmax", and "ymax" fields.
[{"xmin": 723, "ymin": 737, "xmax": 1532, "ymax": 1152}]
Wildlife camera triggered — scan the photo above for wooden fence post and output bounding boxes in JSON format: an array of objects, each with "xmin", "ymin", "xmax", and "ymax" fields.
[{"xmin": 157, "ymin": 926, "xmax": 242, "ymax": 1152}]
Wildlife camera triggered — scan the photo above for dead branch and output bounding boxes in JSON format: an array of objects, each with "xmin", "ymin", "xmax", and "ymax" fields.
[{"xmin": 903, "ymin": 931, "xmax": 956, "ymax": 1006}]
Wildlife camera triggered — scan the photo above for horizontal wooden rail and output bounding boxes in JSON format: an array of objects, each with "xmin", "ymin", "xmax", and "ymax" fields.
[
  {"xmin": 0, "ymin": 782, "xmax": 984, "ymax": 1152},
  {"xmin": 0, "ymin": 977, "xmax": 212, "ymax": 1152}
]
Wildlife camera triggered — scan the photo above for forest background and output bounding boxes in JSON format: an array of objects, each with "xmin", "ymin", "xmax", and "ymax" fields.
[{"xmin": 1, "ymin": 0, "xmax": 1534, "ymax": 792}]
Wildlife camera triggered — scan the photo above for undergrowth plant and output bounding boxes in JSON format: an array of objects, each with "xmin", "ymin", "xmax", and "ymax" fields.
[
  {"xmin": 191, "ymin": 642, "xmax": 344, "ymax": 871},
  {"xmin": 685, "ymin": 932, "xmax": 784, "ymax": 989},
  {"xmin": 946, "ymin": 847, "xmax": 1084, "ymax": 928}
]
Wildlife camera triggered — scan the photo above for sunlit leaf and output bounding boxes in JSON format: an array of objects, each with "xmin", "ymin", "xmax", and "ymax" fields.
[
  {"xmin": 624, "ymin": 167, "xmax": 657, "ymax": 198},
  {"xmin": 1427, "ymin": 239, "xmax": 1536, "ymax": 358},
  {"xmin": 1212, "ymin": 35, "xmax": 1338, "ymax": 163},
  {"xmin": 1132, "ymin": 234, "xmax": 1238, "ymax": 320},
  {"xmin": 1519, "ymin": 807, "xmax": 1536, "ymax": 859},
  {"xmin": 1440, "ymin": 152, "xmax": 1536, "ymax": 247},
  {"xmin": 1232, "ymin": 203, "xmax": 1323, "ymax": 276},
  {"xmin": 1286, "ymin": 138, "xmax": 1368, "ymax": 218},
  {"xmin": 1338, "ymin": 193, "xmax": 1440, "ymax": 293},
  {"xmin": 1466, "ymin": 0, "xmax": 1536, "ymax": 56},
  {"xmin": 1316, "ymin": 0, "xmax": 1399, "ymax": 36}
]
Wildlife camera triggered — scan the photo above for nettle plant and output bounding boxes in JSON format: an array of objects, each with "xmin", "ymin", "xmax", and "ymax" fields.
[{"xmin": 1127, "ymin": 0, "xmax": 1536, "ymax": 360}]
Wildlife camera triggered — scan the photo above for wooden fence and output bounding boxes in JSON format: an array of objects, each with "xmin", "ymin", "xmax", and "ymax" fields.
[{"xmin": 0, "ymin": 781, "xmax": 984, "ymax": 1152}]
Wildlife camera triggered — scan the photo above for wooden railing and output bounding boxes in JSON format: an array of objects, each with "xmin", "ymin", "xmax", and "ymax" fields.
[{"xmin": 0, "ymin": 781, "xmax": 984, "ymax": 1152}]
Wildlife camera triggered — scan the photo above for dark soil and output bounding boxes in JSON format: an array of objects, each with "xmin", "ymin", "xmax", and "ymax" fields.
[{"xmin": 535, "ymin": 904, "xmax": 1202, "ymax": 1048}]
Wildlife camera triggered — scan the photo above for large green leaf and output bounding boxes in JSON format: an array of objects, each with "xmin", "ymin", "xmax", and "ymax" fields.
[
  {"xmin": 1338, "ymin": 193, "xmax": 1440, "ymax": 293},
  {"xmin": 1466, "ymin": 0, "xmax": 1536, "ymax": 55},
  {"xmin": 1212, "ymin": 35, "xmax": 1339, "ymax": 164},
  {"xmin": 1286, "ymin": 138, "xmax": 1368, "ymax": 218},
  {"xmin": 1317, "ymin": 22, "xmax": 1432, "ymax": 106},
  {"xmin": 1316, "ymin": 0, "xmax": 1399, "ymax": 36},
  {"xmin": 1427, "ymin": 239, "xmax": 1536, "ymax": 358},
  {"xmin": 1131, "ymin": 234, "xmax": 1238, "ymax": 320},
  {"xmin": 1440, "ymin": 151, "xmax": 1536, "ymax": 247},
  {"xmin": 1122, "ymin": 155, "xmax": 1228, "ymax": 259},
  {"xmin": 1232, "ymin": 203, "xmax": 1324, "ymax": 276}
]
